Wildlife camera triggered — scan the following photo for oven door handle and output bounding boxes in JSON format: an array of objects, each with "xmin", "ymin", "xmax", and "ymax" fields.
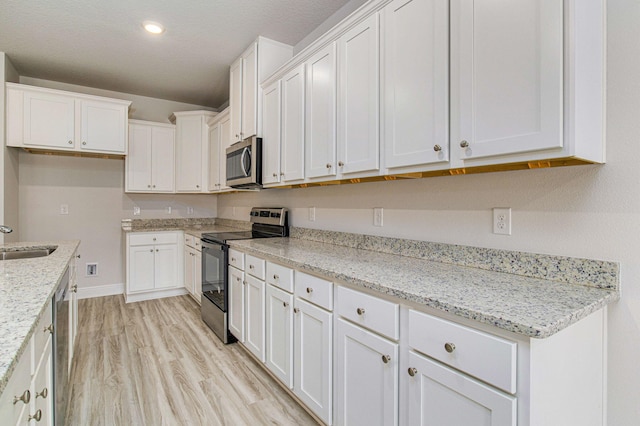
[{"xmin": 240, "ymin": 147, "xmax": 251, "ymax": 177}]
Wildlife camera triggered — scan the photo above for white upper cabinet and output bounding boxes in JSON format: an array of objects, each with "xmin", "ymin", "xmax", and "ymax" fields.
[
  {"xmin": 229, "ymin": 37, "xmax": 293, "ymax": 144},
  {"xmin": 305, "ymin": 43, "xmax": 337, "ymax": 180},
  {"xmin": 173, "ymin": 110, "xmax": 217, "ymax": 193},
  {"xmin": 207, "ymin": 108, "xmax": 231, "ymax": 193},
  {"xmin": 382, "ymin": 0, "xmax": 449, "ymax": 171},
  {"xmin": 219, "ymin": 114, "xmax": 232, "ymax": 191},
  {"xmin": 281, "ymin": 64, "xmax": 306, "ymax": 183},
  {"xmin": 338, "ymin": 13, "xmax": 380, "ymax": 176},
  {"xmin": 6, "ymin": 83, "xmax": 131, "ymax": 155},
  {"xmin": 450, "ymin": 0, "xmax": 563, "ymax": 163},
  {"xmin": 126, "ymin": 120, "xmax": 175, "ymax": 193},
  {"xmin": 262, "ymin": 80, "xmax": 282, "ymax": 186}
]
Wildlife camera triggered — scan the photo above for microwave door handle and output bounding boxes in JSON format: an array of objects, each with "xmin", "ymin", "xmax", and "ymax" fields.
[{"xmin": 241, "ymin": 147, "xmax": 250, "ymax": 177}]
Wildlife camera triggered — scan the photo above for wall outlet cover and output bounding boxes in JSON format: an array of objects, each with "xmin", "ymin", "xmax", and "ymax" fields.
[
  {"xmin": 374, "ymin": 207, "xmax": 383, "ymax": 227},
  {"xmin": 493, "ymin": 208, "xmax": 512, "ymax": 235},
  {"xmin": 309, "ymin": 207, "xmax": 316, "ymax": 222},
  {"xmin": 60, "ymin": 204, "xmax": 69, "ymax": 215},
  {"xmin": 133, "ymin": 206, "xmax": 141, "ymax": 216},
  {"xmin": 165, "ymin": 206, "xmax": 172, "ymax": 214}
]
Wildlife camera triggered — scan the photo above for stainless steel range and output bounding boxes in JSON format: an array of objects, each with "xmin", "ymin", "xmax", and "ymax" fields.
[{"xmin": 200, "ymin": 207, "xmax": 288, "ymax": 343}]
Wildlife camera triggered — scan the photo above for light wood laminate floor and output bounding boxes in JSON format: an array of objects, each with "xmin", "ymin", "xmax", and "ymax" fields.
[{"xmin": 66, "ymin": 295, "xmax": 317, "ymax": 425}]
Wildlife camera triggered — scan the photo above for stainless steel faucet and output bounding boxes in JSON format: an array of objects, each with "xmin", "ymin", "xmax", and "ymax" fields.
[{"xmin": 0, "ymin": 226, "xmax": 13, "ymax": 234}]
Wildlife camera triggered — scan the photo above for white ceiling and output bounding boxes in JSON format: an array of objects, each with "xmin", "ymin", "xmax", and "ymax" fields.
[{"xmin": 0, "ymin": 0, "xmax": 355, "ymax": 108}]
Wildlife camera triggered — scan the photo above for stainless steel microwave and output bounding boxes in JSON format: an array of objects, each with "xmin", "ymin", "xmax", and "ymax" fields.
[{"xmin": 226, "ymin": 136, "xmax": 262, "ymax": 189}]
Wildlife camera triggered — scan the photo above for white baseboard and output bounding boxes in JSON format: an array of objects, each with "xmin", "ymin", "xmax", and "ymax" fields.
[
  {"xmin": 124, "ymin": 288, "xmax": 188, "ymax": 303},
  {"xmin": 77, "ymin": 283, "xmax": 124, "ymax": 299}
]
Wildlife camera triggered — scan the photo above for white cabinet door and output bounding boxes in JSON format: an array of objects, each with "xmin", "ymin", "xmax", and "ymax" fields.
[
  {"xmin": 406, "ymin": 351, "xmax": 516, "ymax": 426},
  {"xmin": 80, "ymin": 99, "xmax": 127, "ymax": 153},
  {"xmin": 382, "ymin": 0, "xmax": 449, "ymax": 169},
  {"xmin": 281, "ymin": 64, "xmax": 306, "ymax": 182},
  {"xmin": 151, "ymin": 126, "xmax": 175, "ymax": 192},
  {"xmin": 242, "ymin": 42, "xmax": 258, "ymax": 139},
  {"xmin": 184, "ymin": 247, "xmax": 195, "ymax": 296},
  {"xmin": 230, "ymin": 57, "xmax": 243, "ymax": 144},
  {"xmin": 23, "ymin": 91, "xmax": 75, "ymax": 149},
  {"xmin": 305, "ymin": 43, "xmax": 337, "ymax": 179},
  {"xmin": 266, "ymin": 285, "xmax": 294, "ymax": 388},
  {"xmin": 219, "ymin": 116, "xmax": 232, "ymax": 191},
  {"xmin": 294, "ymin": 298, "xmax": 332, "ymax": 425},
  {"xmin": 450, "ymin": 0, "xmax": 563, "ymax": 161},
  {"xmin": 338, "ymin": 13, "xmax": 379, "ymax": 175},
  {"xmin": 262, "ymin": 80, "xmax": 282, "ymax": 185},
  {"xmin": 33, "ymin": 343, "xmax": 53, "ymax": 426},
  {"xmin": 127, "ymin": 123, "xmax": 153, "ymax": 191},
  {"xmin": 335, "ymin": 318, "xmax": 399, "ymax": 426},
  {"xmin": 128, "ymin": 245, "xmax": 155, "ymax": 292},
  {"xmin": 228, "ymin": 266, "xmax": 245, "ymax": 342},
  {"xmin": 245, "ymin": 275, "xmax": 266, "ymax": 362},
  {"xmin": 194, "ymin": 250, "xmax": 202, "ymax": 304},
  {"xmin": 154, "ymin": 245, "xmax": 179, "ymax": 289},
  {"xmin": 208, "ymin": 123, "xmax": 221, "ymax": 191},
  {"xmin": 175, "ymin": 115, "xmax": 204, "ymax": 192}
]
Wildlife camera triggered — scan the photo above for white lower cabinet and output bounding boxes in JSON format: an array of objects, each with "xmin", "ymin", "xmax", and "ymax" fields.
[
  {"xmin": 335, "ymin": 317, "xmax": 399, "ymax": 426},
  {"xmin": 294, "ymin": 297, "xmax": 333, "ymax": 424},
  {"xmin": 125, "ymin": 231, "xmax": 183, "ymax": 302},
  {"xmin": 228, "ymin": 264, "xmax": 245, "ymax": 342},
  {"xmin": 245, "ymin": 274, "xmax": 266, "ymax": 362},
  {"xmin": 184, "ymin": 235, "xmax": 202, "ymax": 304},
  {"xmin": 406, "ymin": 351, "xmax": 516, "ymax": 425},
  {"xmin": 266, "ymin": 284, "xmax": 294, "ymax": 387}
]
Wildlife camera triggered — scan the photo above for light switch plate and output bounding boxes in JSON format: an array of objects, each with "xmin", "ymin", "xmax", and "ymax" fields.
[
  {"xmin": 60, "ymin": 204, "xmax": 69, "ymax": 215},
  {"xmin": 374, "ymin": 208, "xmax": 383, "ymax": 227},
  {"xmin": 165, "ymin": 206, "xmax": 172, "ymax": 214},
  {"xmin": 309, "ymin": 207, "xmax": 316, "ymax": 222}
]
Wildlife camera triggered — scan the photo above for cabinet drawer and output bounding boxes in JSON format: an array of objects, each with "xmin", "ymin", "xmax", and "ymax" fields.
[
  {"xmin": 184, "ymin": 234, "xmax": 202, "ymax": 251},
  {"xmin": 32, "ymin": 300, "xmax": 53, "ymax": 369},
  {"xmin": 246, "ymin": 254, "xmax": 266, "ymax": 280},
  {"xmin": 267, "ymin": 262, "xmax": 294, "ymax": 293},
  {"xmin": 229, "ymin": 249, "xmax": 244, "ymax": 270},
  {"xmin": 408, "ymin": 310, "xmax": 517, "ymax": 394},
  {"xmin": 0, "ymin": 340, "xmax": 32, "ymax": 425},
  {"xmin": 129, "ymin": 232, "xmax": 179, "ymax": 246},
  {"xmin": 296, "ymin": 272, "xmax": 333, "ymax": 311},
  {"xmin": 336, "ymin": 286, "xmax": 399, "ymax": 340}
]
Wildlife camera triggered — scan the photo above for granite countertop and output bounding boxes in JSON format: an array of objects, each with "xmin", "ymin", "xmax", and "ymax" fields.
[
  {"xmin": 230, "ymin": 237, "xmax": 619, "ymax": 339},
  {"xmin": 121, "ymin": 218, "xmax": 251, "ymax": 237},
  {"xmin": 0, "ymin": 240, "xmax": 80, "ymax": 396}
]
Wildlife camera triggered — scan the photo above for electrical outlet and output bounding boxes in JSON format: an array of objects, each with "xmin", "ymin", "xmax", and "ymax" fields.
[
  {"xmin": 86, "ymin": 263, "xmax": 98, "ymax": 276},
  {"xmin": 493, "ymin": 208, "xmax": 512, "ymax": 235},
  {"xmin": 232, "ymin": 207, "xmax": 237, "ymax": 217},
  {"xmin": 165, "ymin": 206, "xmax": 172, "ymax": 214},
  {"xmin": 309, "ymin": 207, "xmax": 316, "ymax": 222},
  {"xmin": 187, "ymin": 207, "xmax": 194, "ymax": 215},
  {"xmin": 60, "ymin": 204, "xmax": 69, "ymax": 215},
  {"xmin": 133, "ymin": 206, "xmax": 140, "ymax": 216},
  {"xmin": 374, "ymin": 207, "xmax": 384, "ymax": 227}
]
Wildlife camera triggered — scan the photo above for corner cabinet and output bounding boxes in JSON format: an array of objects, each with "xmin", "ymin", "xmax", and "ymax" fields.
[
  {"xmin": 125, "ymin": 231, "xmax": 185, "ymax": 303},
  {"xmin": 229, "ymin": 37, "xmax": 293, "ymax": 144},
  {"xmin": 6, "ymin": 83, "xmax": 130, "ymax": 155},
  {"xmin": 172, "ymin": 110, "xmax": 218, "ymax": 193},
  {"xmin": 126, "ymin": 120, "xmax": 175, "ymax": 193}
]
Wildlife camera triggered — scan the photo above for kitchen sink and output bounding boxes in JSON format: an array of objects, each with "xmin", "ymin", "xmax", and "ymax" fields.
[{"xmin": 0, "ymin": 247, "xmax": 57, "ymax": 260}]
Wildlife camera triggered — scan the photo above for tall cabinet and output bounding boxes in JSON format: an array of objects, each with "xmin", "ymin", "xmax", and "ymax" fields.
[{"xmin": 229, "ymin": 37, "xmax": 293, "ymax": 144}]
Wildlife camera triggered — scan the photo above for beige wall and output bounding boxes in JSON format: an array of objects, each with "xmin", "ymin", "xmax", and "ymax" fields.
[
  {"xmin": 217, "ymin": 0, "xmax": 640, "ymax": 423},
  {"xmin": 1, "ymin": 53, "xmax": 19, "ymax": 243}
]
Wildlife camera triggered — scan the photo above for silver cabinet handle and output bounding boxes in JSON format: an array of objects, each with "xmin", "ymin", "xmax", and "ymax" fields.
[
  {"xmin": 44, "ymin": 324, "xmax": 54, "ymax": 334},
  {"xmin": 152, "ymin": 185, "xmax": 156, "ymax": 188},
  {"xmin": 273, "ymin": 173, "xmax": 278, "ymax": 177},
  {"xmin": 29, "ymin": 409, "xmax": 42, "ymax": 422},
  {"xmin": 148, "ymin": 185, "xmax": 151, "ymax": 188},
  {"xmin": 356, "ymin": 307, "xmax": 365, "ymax": 315},
  {"xmin": 433, "ymin": 144, "xmax": 442, "ymax": 152},
  {"xmin": 156, "ymin": 249, "xmax": 159, "ymax": 252},
  {"xmin": 153, "ymin": 237, "xmax": 157, "ymax": 241},
  {"xmin": 381, "ymin": 355, "xmax": 391, "ymax": 364},
  {"xmin": 243, "ymin": 281, "xmax": 247, "ymax": 285},
  {"xmin": 273, "ymin": 274, "xmax": 279, "ymax": 280},
  {"xmin": 235, "ymin": 134, "xmax": 240, "ymax": 139},
  {"xmin": 13, "ymin": 389, "xmax": 30, "ymax": 405},
  {"xmin": 408, "ymin": 367, "xmax": 418, "ymax": 377},
  {"xmin": 231, "ymin": 257, "xmax": 236, "ymax": 262},
  {"xmin": 338, "ymin": 161, "xmax": 344, "ymax": 167},
  {"xmin": 249, "ymin": 265, "xmax": 254, "ymax": 269},
  {"xmin": 460, "ymin": 140, "xmax": 469, "ymax": 148},
  {"xmin": 76, "ymin": 254, "xmax": 81, "ymax": 259},
  {"xmin": 326, "ymin": 163, "xmax": 332, "ymax": 169},
  {"xmin": 445, "ymin": 342, "xmax": 456, "ymax": 353},
  {"xmin": 68, "ymin": 140, "xmax": 73, "ymax": 145},
  {"xmin": 82, "ymin": 141, "xmax": 87, "ymax": 146},
  {"xmin": 36, "ymin": 388, "xmax": 48, "ymax": 399},
  {"xmin": 196, "ymin": 185, "xmax": 200, "ymax": 189},
  {"xmin": 150, "ymin": 249, "xmax": 153, "ymax": 252},
  {"xmin": 283, "ymin": 301, "xmax": 289, "ymax": 307},
  {"xmin": 293, "ymin": 308, "xmax": 299, "ymax": 313},
  {"xmin": 306, "ymin": 287, "xmax": 313, "ymax": 294},
  {"xmin": 72, "ymin": 284, "xmax": 78, "ymax": 293}
]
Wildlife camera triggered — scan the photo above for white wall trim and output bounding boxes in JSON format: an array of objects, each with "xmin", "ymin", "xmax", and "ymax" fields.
[
  {"xmin": 77, "ymin": 283, "xmax": 124, "ymax": 299},
  {"xmin": 124, "ymin": 288, "xmax": 188, "ymax": 304}
]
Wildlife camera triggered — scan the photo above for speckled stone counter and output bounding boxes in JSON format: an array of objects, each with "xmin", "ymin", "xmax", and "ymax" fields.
[
  {"xmin": 230, "ymin": 237, "xmax": 619, "ymax": 339},
  {"xmin": 121, "ymin": 217, "xmax": 251, "ymax": 236},
  {"xmin": 0, "ymin": 240, "xmax": 80, "ymax": 396}
]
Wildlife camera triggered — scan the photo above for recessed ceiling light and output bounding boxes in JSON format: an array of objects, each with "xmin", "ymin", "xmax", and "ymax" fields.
[{"xmin": 143, "ymin": 21, "xmax": 165, "ymax": 35}]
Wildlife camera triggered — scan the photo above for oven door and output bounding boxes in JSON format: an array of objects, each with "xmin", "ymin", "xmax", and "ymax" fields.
[{"xmin": 201, "ymin": 240, "xmax": 227, "ymax": 311}]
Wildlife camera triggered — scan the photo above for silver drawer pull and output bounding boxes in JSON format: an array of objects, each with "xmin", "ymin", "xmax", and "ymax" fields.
[
  {"xmin": 29, "ymin": 409, "xmax": 42, "ymax": 422},
  {"xmin": 36, "ymin": 388, "xmax": 48, "ymax": 399},
  {"xmin": 356, "ymin": 307, "xmax": 365, "ymax": 316},
  {"xmin": 13, "ymin": 389, "xmax": 30, "ymax": 405},
  {"xmin": 44, "ymin": 323, "xmax": 54, "ymax": 334},
  {"xmin": 283, "ymin": 302, "xmax": 289, "ymax": 307},
  {"xmin": 381, "ymin": 355, "xmax": 391, "ymax": 364},
  {"xmin": 273, "ymin": 274, "xmax": 279, "ymax": 280},
  {"xmin": 249, "ymin": 265, "xmax": 254, "ymax": 269},
  {"xmin": 293, "ymin": 308, "xmax": 299, "ymax": 314},
  {"xmin": 306, "ymin": 287, "xmax": 313, "ymax": 294},
  {"xmin": 445, "ymin": 342, "xmax": 456, "ymax": 353},
  {"xmin": 408, "ymin": 367, "xmax": 418, "ymax": 377},
  {"xmin": 231, "ymin": 257, "xmax": 236, "ymax": 262}
]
